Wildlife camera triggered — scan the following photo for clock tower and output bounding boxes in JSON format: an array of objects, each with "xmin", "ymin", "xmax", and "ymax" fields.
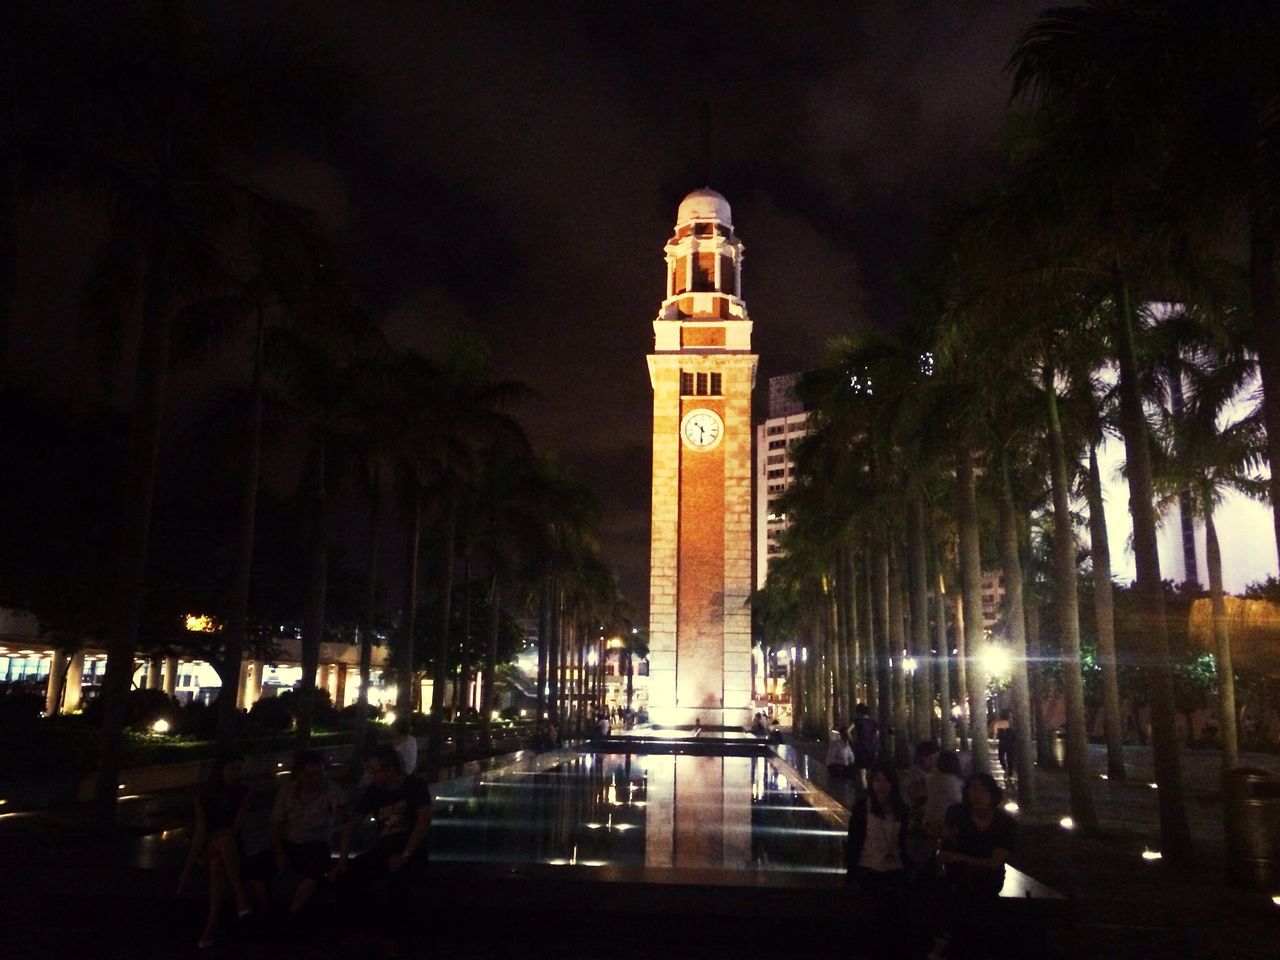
[{"xmin": 647, "ymin": 188, "xmax": 757, "ymax": 727}]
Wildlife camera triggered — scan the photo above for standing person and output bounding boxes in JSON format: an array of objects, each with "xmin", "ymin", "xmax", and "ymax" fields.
[
  {"xmin": 390, "ymin": 716, "xmax": 417, "ymax": 777},
  {"xmin": 330, "ymin": 745, "xmax": 432, "ymax": 946},
  {"xmin": 180, "ymin": 750, "xmax": 252, "ymax": 949},
  {"xmin": 932, "ymin": 772, "xmax": 1017, "ymax": 960},
  {"xmin": 904, "ymin": 741, "xmax": 939, "ymax": 873},
  {"xmin": 826, "ymin": 725, "xmax": 855, "ymax": 780},
  {"xmin": 993, "ymin": 709, "xmax": 1015, "ymax": 782},
  {"xmin": 851, "ymin": 703, "xmax": 880, "ymax": 791},
  {"xmin": 846, "ymin": 761, "xmax": 910, "ymax": 959},
  {"xmin": 247, "ymin": 750, "xmax": 345, "ymax": 917}
]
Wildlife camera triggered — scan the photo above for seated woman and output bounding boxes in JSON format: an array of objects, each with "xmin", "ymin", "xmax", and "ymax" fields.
[
  {"xmin": 180, "ymin": 750, "xmax": 252, "ymax": 950},
  {"xmin": 932, "ymin": 771, "xmax": 1017, "ymax": 960},
  {"xmin": 248, "ymin": 749, "xmax": 346, "ymax": 917}
]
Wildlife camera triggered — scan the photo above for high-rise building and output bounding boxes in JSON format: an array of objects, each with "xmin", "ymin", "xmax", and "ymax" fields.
[
  {"xmin": 754, "ymin": 373, "xmax": 812, "ymax": 590},
  {"xmin": 646, "ymin": 188, "xmax": 757, "ymax": 726}
]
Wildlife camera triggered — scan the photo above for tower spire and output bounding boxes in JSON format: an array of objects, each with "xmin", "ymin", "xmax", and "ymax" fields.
[{"xmin": 699, "ymin": 100, "xmax": 711, "ymax": 187}]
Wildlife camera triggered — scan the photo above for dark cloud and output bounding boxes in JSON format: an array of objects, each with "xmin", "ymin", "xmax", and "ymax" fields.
[{"xmin": 14, "ymin": 1, "xmax": 1051, "ymax": 611}]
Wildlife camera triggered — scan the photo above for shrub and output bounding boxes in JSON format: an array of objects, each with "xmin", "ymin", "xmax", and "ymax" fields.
[{"xmin": 249, "ymin": 693, "xmax": 294, "ymax": 731}]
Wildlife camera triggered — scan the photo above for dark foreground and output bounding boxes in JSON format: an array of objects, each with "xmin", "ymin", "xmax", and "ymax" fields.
[{"xmin": 1, "ymin": 741, "xmax": 1277, "ymax": 959}]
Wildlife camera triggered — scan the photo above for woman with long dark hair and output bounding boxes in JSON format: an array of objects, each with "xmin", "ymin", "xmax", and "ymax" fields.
[
  {"xmin": 179, "ymin": 749, "xmax": 251, "ymax": 948},
  {"xmin": 846, "ymin": 760, "xmax": 909, "ymax": 958}
]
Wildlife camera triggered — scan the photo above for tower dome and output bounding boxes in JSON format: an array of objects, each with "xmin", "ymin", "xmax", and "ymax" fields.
[{"xmin": 677, "ymin": 188, "xmax": 732, "ymax": 226}]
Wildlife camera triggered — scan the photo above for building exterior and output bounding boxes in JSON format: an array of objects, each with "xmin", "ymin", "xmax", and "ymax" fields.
[
  {"xmin": 646, "ymin": 188, "xmax": 757, "ymax": 726},
  {"xmin": 754, "ymin": 373, "xmax": 813, "ymax": 590},
  {"xmin": 0, "ymin": 607, "xmax": 393, "ymax": 716}
]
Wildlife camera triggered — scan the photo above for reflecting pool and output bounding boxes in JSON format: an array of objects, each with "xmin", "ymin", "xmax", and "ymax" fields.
[{"xmin": 428, "ymin": 744, "xmax": 847, "ymax": 877}]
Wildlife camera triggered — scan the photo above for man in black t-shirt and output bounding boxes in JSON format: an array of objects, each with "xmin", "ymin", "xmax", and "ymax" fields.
[{"xmin": 331, "ymin": 745, "xmax": 432, "ymax": 937}]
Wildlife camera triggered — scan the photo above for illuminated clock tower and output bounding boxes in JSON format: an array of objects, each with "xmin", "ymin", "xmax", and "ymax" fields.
[{"xmin": 647, "ymin": 188, "xmax": 757, "ymax": 727}]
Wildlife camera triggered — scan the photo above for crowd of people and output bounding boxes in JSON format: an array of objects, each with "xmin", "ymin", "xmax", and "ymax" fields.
[
  {"xmin": 179, "ymin": 711, "xmax": 1018, "ymax": 958},
  {"xmin": 844, "ymin": 738, "xmax": 1017, "ymax": 960},
  {"xmin": 180, "ymin": 742, "xmax": 431, "ymax": 955}
]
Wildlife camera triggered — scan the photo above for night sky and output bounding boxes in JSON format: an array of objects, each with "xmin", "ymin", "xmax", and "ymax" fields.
[{"xmin": 11, "ymin": 1, "xmax": 1048, "ymax": 611}]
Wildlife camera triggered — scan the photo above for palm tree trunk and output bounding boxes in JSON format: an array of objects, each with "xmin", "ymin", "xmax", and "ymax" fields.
[
  {"xmin": 350, "ymin": 481, "xmax": 382, "ymax": 776},
  {"xmin": 94, "ymin": 257, "xmax": 170, "ymax": 825},
  {"xmin": 575, "ymin": 624, "xmax": 586, "ymax": 735},
  {"xmin": 845, "ymin": 548, "xmax": 859, "ymax": 719},
  {"xmin": 459, "ymin": 547, "xmax": 473, "ymax": 722},
  {"xmin": 997, "ymin": 448, "xmax": 1038, "ymax": 809},
  {"xmin": 426, "ymin": 485, "xmax": 459, "ymax": 780},
  {"xmin": 297, "ymin": 439, "xmax": 328, "ymax": 747},
  {"xmin": 217, "ymin": 311, "xmax": 265, "ymax": 747},
  {"xmin": 400, "ymin": 496, "xmax": 422, "ymax": 716},
  {"xmin": 888, "ymin": 542, "xmax": 911, "ymax": 765},
  {"xmin": 932, "ymin": 554, "xmax": 955, "ymax": 751},
  {"xmin": 860, "ymin": 552, "xmax": 876, "ymax": 713},
  {"xmin": 1025, "ymin": 598, "xmax": 1056, "ymax": 768},
  {"xmin": 1204, "ymin": 504, "xmax": 1239, "ymax": 769},
  {"xmin": 1112, "ymin": 271, "xmax": 1193, "ymax": 863},
  {"xmin": 537, "ymin": 579, "xmax": 550, "ymax": 722},
  {"xmin": 828, "ymin": 577, "xmax": 845, "ymax": 726},
  {"xmin": 908, "ymin": 499, "xmax": 933, "ymax": 745},
  {"xmin": 1249, "ymin": 208, "xmax": 1280, "ymax": 568},
  {"xmin": 626, "ymin": 648, "xmax": 634, "ymax": 712},
  {"xmin": 871, "ymin": 543, "xmax": 892, "ymax": 758},
  {"xmin": 553, "ymin": 586, "xmax": 565, "ymax": 727},
  {"xmin": 956, "ymin": 445, "xmax": 991, "ymax": 773},
  {"xmin": 1044, "ymin": 362, "xmax": 1097, "ymax": 830},
  {"xmin": 1086, "ymin": 444, "xmax": 1127, "ymax": 779},
  {"xmin": 953, "ymin": 591, "xmax": 970, "ymax": 752},
  {"xmin": 480, "ymin": 575, "xmax": 500, "ymax": 751}
]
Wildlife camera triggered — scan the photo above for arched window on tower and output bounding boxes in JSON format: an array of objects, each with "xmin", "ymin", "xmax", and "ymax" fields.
[
  {"xmin": 673, "ymin": 256, "xmax": 690, "ymax": 295},
  {"xmin": 692, "ymin": 253, "xmax": 716, "ymax": 292},
  {"xmin": 720, "ymin": 255, "xmax": 736, "ymax": 295}
]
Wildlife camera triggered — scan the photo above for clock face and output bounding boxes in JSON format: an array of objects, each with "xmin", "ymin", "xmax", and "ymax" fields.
[{"xmin": 681, "ymin": 408, "xmax": 724, "ymax": 450}]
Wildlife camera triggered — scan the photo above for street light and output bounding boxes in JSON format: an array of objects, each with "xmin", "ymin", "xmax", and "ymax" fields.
[{"xmin": 977, "ymin": 643, "xmax": 1012, "ymax": 677}]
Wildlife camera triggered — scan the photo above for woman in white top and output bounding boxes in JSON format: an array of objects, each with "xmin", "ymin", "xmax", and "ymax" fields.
[
  {"xmin": 924, "ymin": 749, "xmax": 965, "ymax": 839},
  {"xmin": 846, "ymin": 761, "xmax": 909, "ymax": 958},
  {"xmin": 825, "ymin": 726, "xmax": 855, "ymax": 779},
  {"xmin": 391, "ymin": 717, "xmax": 417, "ymax": 776}
]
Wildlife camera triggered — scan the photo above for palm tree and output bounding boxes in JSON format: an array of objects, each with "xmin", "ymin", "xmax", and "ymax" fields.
[
  {"xmin": 172, "ymin": 217, "xmax": 335, "ymax": 747},
  {"xmin": 1150, "ymin": 307, "xmax": 1266, "ymax": 770},
  {"xmin": 412, "ymin": 340, "xmax": 529, "ymax": 778},
  {"xmin": 86, "ymin": 3, "xmax": 355, "ymax": 821},
  {"xmin": 270, "ymin": 306, "xmax": 377, "ymax": 746},
  {"xmin": 1008, "ymin": 0, "xmax": 1271, "ymax": 863}
]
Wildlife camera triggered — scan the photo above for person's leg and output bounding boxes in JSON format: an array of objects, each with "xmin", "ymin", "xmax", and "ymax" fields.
[
  {"xmin": 201, "ymin": 852, "xmax": 227, "ymax": 946},
  {"xmin": 212, "ymin": 833, "xmax": 251, "ymax": 916},
  {"xmin": 287, "ymin": 842, "xmax": 331, "ymax": 915},
  {"xmin": 244, "ymin": 848, "xmax": 275, "ymax": 915}
]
